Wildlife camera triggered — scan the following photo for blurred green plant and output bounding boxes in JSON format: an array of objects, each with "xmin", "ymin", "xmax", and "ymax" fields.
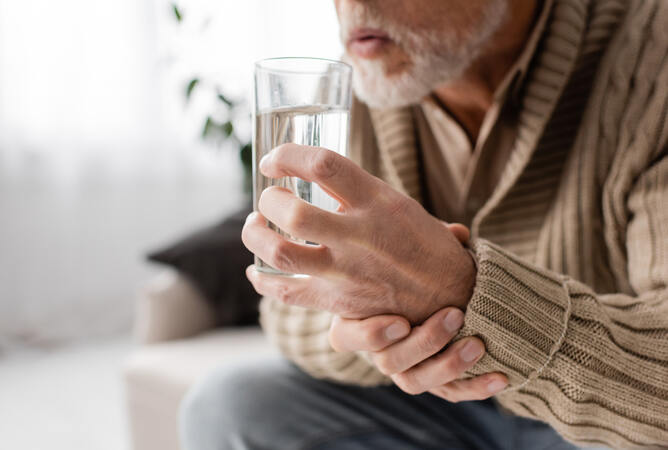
[
  {"xmin": 172, "ymin": 3, "xmax": 183, "ymax": 22},
  {"xmin": 172, "ymin": 3, "xmax": 253, "ymax": 193}
]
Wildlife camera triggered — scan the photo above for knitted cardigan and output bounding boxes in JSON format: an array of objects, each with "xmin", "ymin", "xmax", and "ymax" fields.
[{"xmin": 259, "ymin": 0, "xmax": 668, "ymax": 447}]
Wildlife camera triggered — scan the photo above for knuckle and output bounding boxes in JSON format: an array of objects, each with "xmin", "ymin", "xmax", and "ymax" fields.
[
  {"xmin": 435, "ymin": 390, "xmax": 455, "ymax": 403},
  {"xmin": 359, "ymin": 321, "xmax": 385, "ymax": 352},
  {"xmin": 383, "ymin": 193, "xmax": 411, "ymax": 217},
  {"xmin": 373, "ymin": 352, "xmax": 398, "ymax": 376},
  {"xmin": 436, "ymin": 386, "xmax": 462, "ymax": 403},
  {"xmin": 392, "ymin": 373, "xmax": 424, "ymax": 396},
  {"xmin": 311, "ymin": 149, "xmax": 340, "ymax": 180},
  {"xmin": 285, "ymin": 201, "xmax": 309, "ymax": 235},
  {"xmin": 273, "ymin": 282, "xmax": 293, "ymax": 304},
  {"xmin": 333, "ymin": 293, "xmax": 359, "ymax": 317},
  {"xmin": 414, "ymin": 331, "xmax": 444, "ymax": 356},
  {"xmin": 269, "ymin": 240, "xmax": 296, "ymax": 273},
  {"xmin": 438, "ymin": 355, "xmax": 461, "ymax": 380}
]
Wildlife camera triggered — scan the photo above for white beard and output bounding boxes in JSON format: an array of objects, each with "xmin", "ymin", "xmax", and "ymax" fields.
[{"xmin": 341, "ymin": 1, "xmax": 508, "ymax": 109}]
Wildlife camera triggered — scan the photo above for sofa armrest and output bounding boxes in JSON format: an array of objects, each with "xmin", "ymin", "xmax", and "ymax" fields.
[{"xmin": 134, "ymin": 269, "xmax": 218, "ymax": 344}]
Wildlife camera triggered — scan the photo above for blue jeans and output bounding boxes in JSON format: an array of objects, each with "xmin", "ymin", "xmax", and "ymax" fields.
[{"xmin": 180, "ymin": 357, "xmax": 593, "ymax": 450}]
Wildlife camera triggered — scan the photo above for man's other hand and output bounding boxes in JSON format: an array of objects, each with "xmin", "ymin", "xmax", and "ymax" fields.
[
  {"xmin": 242, "ymin": 144, "xmax": 476, "ymax": 324},
  {"xmin": 329, "ymin": 307, "xmax": 508, "ymax": 401}
]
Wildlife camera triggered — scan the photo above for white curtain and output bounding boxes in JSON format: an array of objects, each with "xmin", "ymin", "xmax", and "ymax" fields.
[{"xmin": 0, "ymin": 0, "xmax": 342, "ymax": 345}]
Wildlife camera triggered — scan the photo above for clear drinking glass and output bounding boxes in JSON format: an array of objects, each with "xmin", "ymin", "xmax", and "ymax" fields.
[{"xmin": 253, "ymin": 57, "xmax": 353, "ymax": 277}]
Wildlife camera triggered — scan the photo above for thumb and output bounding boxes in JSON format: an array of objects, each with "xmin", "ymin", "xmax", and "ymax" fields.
[{"xmin": 443, "ymin": 222, "xmax": 470, "ymax": 244}]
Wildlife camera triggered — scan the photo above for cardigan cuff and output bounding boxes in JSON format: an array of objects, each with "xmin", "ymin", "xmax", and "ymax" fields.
[{"xmin": 458, "ymin": 239, "xmax": 572, "ymax": 389}]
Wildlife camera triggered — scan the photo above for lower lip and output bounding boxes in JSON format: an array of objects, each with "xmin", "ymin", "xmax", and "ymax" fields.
[{"xmin": 348, "ymin": 37, "xmax": 390, "ymax": 58}]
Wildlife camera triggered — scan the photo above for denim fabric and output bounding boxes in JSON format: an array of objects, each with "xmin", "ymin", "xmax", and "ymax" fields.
[{"xmin": 180, "ymin": 357, "xmax": 603, "ymax": 450}]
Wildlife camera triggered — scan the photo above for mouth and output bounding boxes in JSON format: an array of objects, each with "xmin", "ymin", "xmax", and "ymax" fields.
[{"xmin": 346, "ymin": 28, "xmax": 391, "ymax": 58}]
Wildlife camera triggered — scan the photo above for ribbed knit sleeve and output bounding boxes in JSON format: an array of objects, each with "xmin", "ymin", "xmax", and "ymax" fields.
[{"xmin": 460, "ymin": 155, "xmax": 668, "ymax": 448}]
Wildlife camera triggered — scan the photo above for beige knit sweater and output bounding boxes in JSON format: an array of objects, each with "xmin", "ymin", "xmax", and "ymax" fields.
[{"xmin": 259, "ymin": 0, "xmax": 668, "ymax": 448}]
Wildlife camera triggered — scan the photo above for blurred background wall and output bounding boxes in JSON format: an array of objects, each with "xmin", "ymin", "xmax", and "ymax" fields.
[
  {"xmin": 0, "ymin": 0, "xmax": 342, "ymax": 347},
  {"xmin": 0, "ymin": 3, "xmax": 341, "ymax": 447}
]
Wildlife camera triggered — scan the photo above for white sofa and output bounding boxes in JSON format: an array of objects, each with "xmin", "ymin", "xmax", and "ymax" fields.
[{"xmin": 123, "ymin": 270, "xmax": 276, "ymax": 450}]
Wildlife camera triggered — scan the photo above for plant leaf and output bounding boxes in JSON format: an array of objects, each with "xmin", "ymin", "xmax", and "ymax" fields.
[
  {"xmin": 186, "ymin": 78, "xmax": 199, "ymax": 100},
  {"xmin": 222, "ymin": 121, "xmax": 234, "ymax": 137},
  {"xmin": 217, "ymin": 93, "xmax": 234, "ymax": 107},
  {"xmin": 202, "ymin": 116, "xmax": 213, "ymax": 138},
  {"xmin": 240, "ymin": 142, "xmax": 252, "ymax": 167},
  {"xmin": 172, "ymin": 4, "xmax": 183, "ymax": 22}
]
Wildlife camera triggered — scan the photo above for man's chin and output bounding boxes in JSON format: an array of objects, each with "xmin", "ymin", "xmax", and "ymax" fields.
[
  {"xmin": 341, "ymin": 53, "xmax": 411, "ymax": 108},
  {"xmin": 352, "ymin": 72, "xmax": 431, "ymax": 109}
]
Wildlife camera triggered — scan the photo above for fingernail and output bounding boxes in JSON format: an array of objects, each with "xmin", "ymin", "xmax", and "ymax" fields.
[
  {"xmin": 245, "ymin": 212, "xmax": 257, "ymax": 223},
  {"xmin": 460, "ymin": 340, "xmax": 483, "ymax": 362},
  {"xmin": 487, "ymin": 379, "xmax": 507, "ymax": 393},
  {"xmin": 443, "ymin": 309, "xmax": 463, "ymax": 333},
  {"xmin": 385, "ymin": 322, "xmax": 409, "ymax": 342},
  {"xmin": 259, "ymin": 152, "xmax": 273, "ymax": 171}
]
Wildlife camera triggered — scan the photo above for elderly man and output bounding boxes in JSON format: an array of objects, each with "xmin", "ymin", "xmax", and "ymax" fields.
[{"xmin": 181, "ymin": 0, "xmax": 668, "ymax": 448}]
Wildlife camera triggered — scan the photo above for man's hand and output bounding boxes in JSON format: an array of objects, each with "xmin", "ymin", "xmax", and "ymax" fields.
[
  {"xmin": 242, "ymin": 144, "xmax": 476, "ymax": 323},
  {"xmin": 329, "ymin": 308, "xmax": 508, "ymax": 401}
]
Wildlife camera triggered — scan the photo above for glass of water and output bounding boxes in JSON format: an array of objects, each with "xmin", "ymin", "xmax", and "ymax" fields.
[{"xmin": 253, "ymin": 57, "xmax": 353, "ymax": 276}]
